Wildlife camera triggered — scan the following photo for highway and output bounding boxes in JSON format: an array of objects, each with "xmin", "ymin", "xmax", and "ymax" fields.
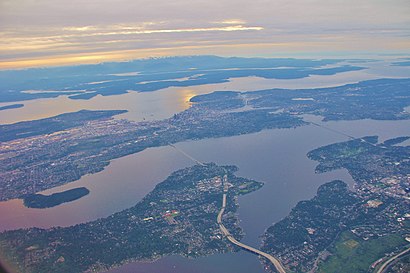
[
  {"xmin": 217, "ymin": 175, "xmax": 287, "ymax": 273},
  {"xmin": 375, "ymin": 245, "xmax": 410, "ymax": 273}
]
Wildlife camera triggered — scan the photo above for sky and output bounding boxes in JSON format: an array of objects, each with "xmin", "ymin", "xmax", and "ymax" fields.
[{"xmin": 0, "ymin": 0, "xmax": 409, "ymax": 69}]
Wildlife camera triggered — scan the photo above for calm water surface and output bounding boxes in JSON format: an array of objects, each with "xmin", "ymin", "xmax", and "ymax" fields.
[
  {"xmin": 1, "ymin": 59, "xmax": 409, "ymax": 125},
  {"xmin": 108, "ymin": 118, "xmax": 410, "ymax": 273},
  {"xmin": 0, "ymin": 61, "xmax": 409, "ymax": 273},
  {"xmin": 1, "ymin": 118, "xmax": 409, "ymax": 273}
]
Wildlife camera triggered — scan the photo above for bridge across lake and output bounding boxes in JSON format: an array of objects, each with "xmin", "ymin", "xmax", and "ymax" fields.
[{"xmin": 217, "ymin": 173, "xmax": 287, "ymax": 273}]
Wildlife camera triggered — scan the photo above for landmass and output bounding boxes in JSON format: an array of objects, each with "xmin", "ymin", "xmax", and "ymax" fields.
[
  {"xmin": 383, "ymin": 253, "xmax": 410, "ymax": 273},
  {"xmin": 261, "ymin": 136, "xmax": 410, "ymax": 272},
  {"xmin": 1, "ymin": 78, "xmax": 409, "ymax": 201},
  {"xmin": 0, "ymin": 109, "xmax": 126, "ymax": 142},
  {"xmin": 0, "ymin": 56, "xmax": 362, "ymax": 102},
  {"xmin": 0, "ymin": 98, "xmax": 303, "ymax": 200},
  {"xmin": 0, "ymin": 163, "xmax": 263, "ymax": 273},
  {"xmin": 0, "ymin": 104, "xmax": 24, "ymax": 111},
  {"xmin": 392, "ymin": 59, "xmax": 410, "ymax": 67},
  {"xmin": 23, "ymin": 187, "xmax": 90, "ymax": 209},
  {"xmin": 318, "ymin": 232, "xmax": 409, "ymax": 273},
  {"xmin": 0, "ymin": 77, "xmax": 409, "ymax": 272}
]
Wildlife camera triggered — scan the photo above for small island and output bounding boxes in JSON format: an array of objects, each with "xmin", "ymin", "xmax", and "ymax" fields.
[{"xmin": 23, "ymin": 187, "xmax": 90, "ymax": 208}]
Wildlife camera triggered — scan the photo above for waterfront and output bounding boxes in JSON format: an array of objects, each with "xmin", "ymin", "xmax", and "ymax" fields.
[
  {"xmin": 107, "ymin": 118, "xmax": 409, "ymax": 273},
  {"xmin": 1, "ymin": 59, "xmax": 409, "ymax": 125},
  {"xmin": 0, "ymin": 117, "xmax": 409, "ymax": 272},
  {"xmin": 0, "ymin": 61, "xmax": 409, "ymax": 273}
]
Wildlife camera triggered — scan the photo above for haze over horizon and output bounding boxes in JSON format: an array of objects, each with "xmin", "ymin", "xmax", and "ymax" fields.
[{"xmin": 1, "ymin": 0, "xmax": 410, "ymax": 69}]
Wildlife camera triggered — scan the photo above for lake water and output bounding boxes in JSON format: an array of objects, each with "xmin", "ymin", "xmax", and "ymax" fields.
[
  {"xmin": 107, "ymin": 118, "xmax": 410, "ymax": 273},
  {"xmin": 1, "ymin": 118, "xmax": 409, "ymax": 273},
  {"xmin": 0, "ymin": 59, "xmax": 409, "ymax": 125},
  {"xmin": 0, "ymin": 60, "xmax": 409, "ymax": 273}
]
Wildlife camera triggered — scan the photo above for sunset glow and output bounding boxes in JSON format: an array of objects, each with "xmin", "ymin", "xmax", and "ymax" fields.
[{"xmin": 1, "ymin": 0, "xmax": 409, "ymax": 69}]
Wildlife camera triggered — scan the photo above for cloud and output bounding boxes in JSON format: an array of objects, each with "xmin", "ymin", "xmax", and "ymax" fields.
[
  {"xmin": 0, "ymin": 0, "xmax": 409, "ymax": 69},
  {"xmin": 214, "ymin": 19, "xmax": 246, "ymax": 25},
  {"xmin": 62, "ymin": 26, "xmax": 98, "ymax": 32},
  {"xmin": 0, "ymin": 23, "xmax": 264, "ymax": 54}
]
